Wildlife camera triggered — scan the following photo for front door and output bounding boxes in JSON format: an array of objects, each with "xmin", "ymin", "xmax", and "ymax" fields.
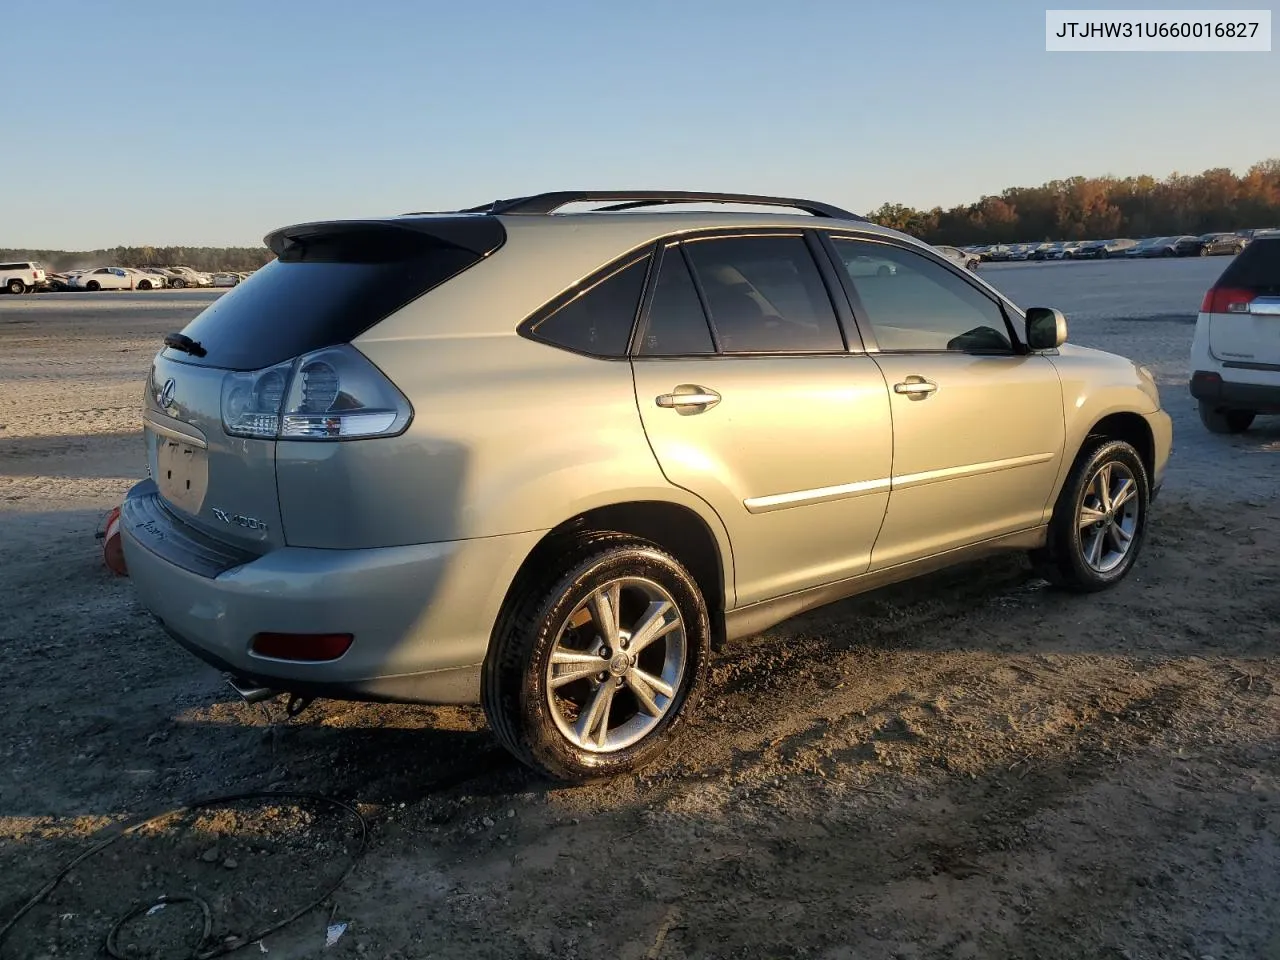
[
  {"xmin": 827, "ymin": 236, "xmax": 1066, "ymax": 570},
  {"xmin": 631, "ymin": 233, "xmax": 894, "ymax": 607}
]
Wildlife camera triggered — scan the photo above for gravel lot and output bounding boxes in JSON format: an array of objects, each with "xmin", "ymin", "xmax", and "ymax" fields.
[{"xmin": 2, "ymin": 260, "xmax": 1278, "ymax": 960}]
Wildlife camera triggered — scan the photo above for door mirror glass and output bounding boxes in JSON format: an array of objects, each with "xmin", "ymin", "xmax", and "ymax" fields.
[{"xmin": 1025, "ymin": 307, "xmax": 1067, "ymax": 350}]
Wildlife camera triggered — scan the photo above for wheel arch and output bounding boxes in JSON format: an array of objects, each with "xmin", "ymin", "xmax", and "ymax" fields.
[
  {"xmin": 492, "ymin": 498, "xmax": 734, "ymax": 652},
  {"xmin": 1084, "ymin": 411, "xmax": 1155, "ymax": 480}
]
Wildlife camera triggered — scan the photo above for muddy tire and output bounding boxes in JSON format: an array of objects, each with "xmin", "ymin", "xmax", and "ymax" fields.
[
  {"xmin": 482, "ymin": 533, "xmax": 711, "ymax": 782},
  {"xmin": 1031, "ymin": 439, "xmax": 1150, "ymax": 593},
  {"xmin": 1198, "ymin": 401, "xmax": 1254, "ymax": 435}
]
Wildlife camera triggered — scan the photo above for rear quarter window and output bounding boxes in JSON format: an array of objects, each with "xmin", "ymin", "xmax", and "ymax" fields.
[
  {"xmin": 522, "ymin": 254, "xmax": 651, "ymax": 358},
  {"xmin": 1218, "ymin": 238, "xmax": 1280, "ymax": 293}
]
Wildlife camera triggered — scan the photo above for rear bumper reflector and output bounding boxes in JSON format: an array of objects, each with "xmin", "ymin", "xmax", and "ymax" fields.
[{"xmin": 250, "ymin": 632, "xmax": 354, "ymax": 662}]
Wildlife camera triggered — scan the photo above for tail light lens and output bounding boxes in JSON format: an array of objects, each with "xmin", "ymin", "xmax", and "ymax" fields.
[
  {"xmin": 1200, "ymin": 287, "xmax": 1255, "ymax": 314},
  {"xmin": 221, "ymin": 344, "xmax": 411, "ymax": 441}
]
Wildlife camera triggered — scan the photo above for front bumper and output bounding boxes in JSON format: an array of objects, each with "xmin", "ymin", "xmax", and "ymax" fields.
[
  {"xmin": 120, "ymin": 480, "xmax": 542, "ymax": 704},
  {"xmin": 1144, "ymin": 408, "xmax": 1173, "ymax": 499}
]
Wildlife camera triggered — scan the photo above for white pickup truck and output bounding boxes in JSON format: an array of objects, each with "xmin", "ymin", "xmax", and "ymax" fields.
[{"xmin": 0, "ymin": 260, "xmax": 47, "ymax": 294}]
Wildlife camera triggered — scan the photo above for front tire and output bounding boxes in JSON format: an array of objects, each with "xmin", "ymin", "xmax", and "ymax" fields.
[
  {"xmin": 1198, "ymin": 401, "xmax": 1254, "ymax": 434},
  {"xmin": 85, "ymin": 280, "xmax": 100, "ymax": 291},
  {"xmin": 6, "ymin": 279, "xmax": 24, "ymax": 295},
  {"xmin": 1031, "ymin": 439, "xmax": 1150, "ymax": 593},
  {"xmin": 482, "ymin": 534, "xmax": 711, "ymax": 782},
  {"xmin": 170, "ymin": 278, "xmax": 186, "ymax": 288}
]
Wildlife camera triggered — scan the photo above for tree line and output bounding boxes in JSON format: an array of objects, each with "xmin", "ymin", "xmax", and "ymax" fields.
[
  {"xmin": 6, "ymin": 158, "xmax": 1279, "ymax": 266},
  {"xmin": 867, "ymin": 158, "xmax": 1280, "ymax": 246},
  {"xmin": 0, "ymin": 246, "xmax": 273, "ymax": 274}
]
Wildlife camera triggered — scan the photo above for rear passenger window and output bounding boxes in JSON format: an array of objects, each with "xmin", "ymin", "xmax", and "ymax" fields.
[
  {"xmin": 637, "ymin": 248, "xmax": 716, "ymax": 356},
  {"xmin": 682, "ymin": 235, "xmax": 844, "ymax": 354},
  {"xmin": 527, "ymin": 255, "xmax": 650, "ymax": 358}
]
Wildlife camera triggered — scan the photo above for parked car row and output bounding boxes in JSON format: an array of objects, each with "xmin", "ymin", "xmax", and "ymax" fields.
[
  {"xmin": 964, "ymin": 229, "xmax": 1275, "ymax": 264},
  {"xmin": 0, "ymin": 263, "xmax": 260, "ymax": 293}
]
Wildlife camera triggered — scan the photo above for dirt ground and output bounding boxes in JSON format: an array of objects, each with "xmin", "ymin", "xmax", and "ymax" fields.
[{"xmin": 2, "ymin": 262, "xmax": 1279, "ymax": 960}]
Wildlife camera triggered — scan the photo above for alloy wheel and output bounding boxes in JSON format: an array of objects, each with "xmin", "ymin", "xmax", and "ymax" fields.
[
  {"xmin": 1078, "ymin": 461, "xmax": 1140, "ymax": 574},
  {"xmin": 545, "ymin": 577, "xmax": 687, "ymax": 752}
]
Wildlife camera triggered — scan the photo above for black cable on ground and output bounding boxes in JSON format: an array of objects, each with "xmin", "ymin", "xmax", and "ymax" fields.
[{"xmin": 0, "ymin": 790, "xmax": 368, "ymax": 960}]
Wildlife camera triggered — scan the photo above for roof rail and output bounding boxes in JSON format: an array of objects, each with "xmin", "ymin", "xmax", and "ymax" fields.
[{"xmin": 454, "ymin": 191, "xmax": 866, "ymax": 221}]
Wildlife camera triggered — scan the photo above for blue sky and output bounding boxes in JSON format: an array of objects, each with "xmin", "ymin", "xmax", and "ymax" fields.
[{"xmin": 4, "ymin": 0, "xmax": 1276, "ymax": 248}]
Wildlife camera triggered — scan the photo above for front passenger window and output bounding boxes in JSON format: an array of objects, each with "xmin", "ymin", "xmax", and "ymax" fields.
[{"xmin": 832, "ymin": 239, "xmax": 1013, "ymax": 353}]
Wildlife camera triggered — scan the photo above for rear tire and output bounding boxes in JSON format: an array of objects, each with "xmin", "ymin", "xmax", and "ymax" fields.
[
  {"xmin": 6, "ymin": 279, "xmax": 24, "ymax": 295},
  {"xmin": 170, "ymin": 278, "xmax": 186, "ymax": 288},
  {"xmin": 1030, "ymin": 439, "xmax": 1150, "ymax": 593},
  {"xmin": 138, "ymin": 280, "xmax": 152, "ymax": 290},
  {"xmin": 1198, "ymin": 401, "xmax": 1255, "ymax": 435},
  {"xmin": 482, "ymin": 533, "xmax": 711, "ymax": 782}
]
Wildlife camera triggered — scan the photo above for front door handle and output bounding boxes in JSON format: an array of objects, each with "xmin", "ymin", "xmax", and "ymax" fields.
[
  {"xmin": 655, "ymin": 385, "xmax": 721, "ymax": 411},
  {"xmin": 893, "ymin": 376, "xmax": 937, "ymax": 400}
]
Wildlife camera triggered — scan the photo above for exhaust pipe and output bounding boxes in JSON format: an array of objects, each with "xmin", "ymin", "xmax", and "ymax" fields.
[{"xmin": 225, "ymin": 675, "xmax": 277, "ymax": 705}]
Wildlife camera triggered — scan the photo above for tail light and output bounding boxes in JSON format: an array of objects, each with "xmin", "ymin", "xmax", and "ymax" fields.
[
  {"xmin": 221, "ymin": 344, "xmax": 412, "ymax": 441},
  {"xmin": 1200, "ymin": 287, "xmax": 1255, "ymax": 314}
]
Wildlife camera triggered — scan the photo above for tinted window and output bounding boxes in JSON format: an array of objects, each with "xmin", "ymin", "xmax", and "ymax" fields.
[
  {"xmin": 833, "ymin": 239, "xmax": 1012, "ymax": 353},
  {"xmin": 1218, "ymin": 238, "xmax": 1280, "ymax": 292},
  {"xmin": 636, "ymin": 248, "xmax": 715, "ymax": 356},
  {"xmin": 528, "ymin": 255, "xmax": 649, "ymax": 357},
  {"xmin": 169, "ymin": 225, "xmax": 495, "ymax": 370},
  {"xmin": 0, "ymin": 263, "xmax": 22, "ymax": 271},
  {"xmin": 682, "ymin": 235, "xmax": 843, "ymax": 353}
]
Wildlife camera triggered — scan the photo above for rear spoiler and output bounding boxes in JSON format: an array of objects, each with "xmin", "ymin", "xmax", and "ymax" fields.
[{"xmin": 264, "ymin": 216, "xmax": 505, "ymax": 259}]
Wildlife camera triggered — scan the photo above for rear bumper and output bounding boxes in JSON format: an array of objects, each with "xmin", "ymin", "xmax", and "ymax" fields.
[
  {"xmin": 120, "ymin": 480, "xmax": 543, "ymax": 705},
  {"xmin": 1190, "ymin": 370, "xmax": 1280, "ymax": 414}
]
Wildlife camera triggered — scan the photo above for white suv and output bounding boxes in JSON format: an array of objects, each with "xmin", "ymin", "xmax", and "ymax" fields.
[
  {"xmin": 1, "ymin": 261, "xmax": 46, "ymax": 294},
  {"xmin": 1190, "ymin": 237, "xmax": 1280, "ymax": 433}
]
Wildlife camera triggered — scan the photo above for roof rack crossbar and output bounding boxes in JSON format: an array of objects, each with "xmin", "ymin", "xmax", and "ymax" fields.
[{"xmin": 466, "ymin": 191, "xmax": 866, "ymax": 221}]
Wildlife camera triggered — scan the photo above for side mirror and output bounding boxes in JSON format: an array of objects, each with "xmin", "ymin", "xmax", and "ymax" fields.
[{"xmin": 1025, "ymin": 307, "xmax": 1067, "ymax": 350}]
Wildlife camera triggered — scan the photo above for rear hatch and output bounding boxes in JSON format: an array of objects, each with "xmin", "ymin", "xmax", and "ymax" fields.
[
  {"xmin": 1204, "ymin": 238, "xmax": 1280, "ymax": 363},
  {"xmin": 140, "ymin": 216, "xmax": 505, "ymax": 557}
]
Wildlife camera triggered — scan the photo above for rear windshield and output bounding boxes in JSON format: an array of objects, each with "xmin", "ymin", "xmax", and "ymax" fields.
[
  {"xmin": 1217, "ymin": 238, "xmax": 1280, "ymax": 293},
  {"xmin": 167, "ymin": 222, "xmax": 502, "ymax": 370}
]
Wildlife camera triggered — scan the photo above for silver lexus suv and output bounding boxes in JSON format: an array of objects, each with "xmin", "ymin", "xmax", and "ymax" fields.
[{"xmin": 121, "ymin": 191, "xmax": 1173, "ymax": 781}]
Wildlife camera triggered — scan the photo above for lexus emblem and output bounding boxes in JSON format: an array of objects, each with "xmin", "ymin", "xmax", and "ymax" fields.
[{"xmin": 158, "ymin": 377, "xmax": 176, "ymax": 408}]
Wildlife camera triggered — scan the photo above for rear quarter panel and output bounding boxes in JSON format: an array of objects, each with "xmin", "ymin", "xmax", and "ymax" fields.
[{"xmin": 277, "ymin": 334, "xmax": 736, "ymax": 599}]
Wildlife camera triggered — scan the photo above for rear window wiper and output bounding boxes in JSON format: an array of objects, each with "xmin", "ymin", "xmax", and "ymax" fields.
[{"xmin": 163, "ymin": 332, "xmax": 207, "ymax": 357}]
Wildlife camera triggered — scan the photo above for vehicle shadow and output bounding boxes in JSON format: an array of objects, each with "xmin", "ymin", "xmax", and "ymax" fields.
[{"xmin": 2, "ymin": 496, "xmax": 1278, "ymax": 957}]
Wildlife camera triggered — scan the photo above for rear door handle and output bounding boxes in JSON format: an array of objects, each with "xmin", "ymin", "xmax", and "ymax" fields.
[
  {"xmin": 656, "ymin": 385, "xmax": 721, "ymax": 411},
  {"xmin": 893, "ymin": 376, "xmax": 937, "ymax": 399}
]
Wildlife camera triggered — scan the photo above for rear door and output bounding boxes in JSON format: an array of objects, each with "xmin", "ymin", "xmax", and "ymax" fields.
[
  {"xmin": 1206, "ymin": 238, "xmax": 1280, "ymax": 363},
  {"xmin": 824, "ymin": 235, "xmax": 1065, "ymax": 570},
  {"xmin": 630, "ymin": 232, "xmax": 893, "ymax": 607}
]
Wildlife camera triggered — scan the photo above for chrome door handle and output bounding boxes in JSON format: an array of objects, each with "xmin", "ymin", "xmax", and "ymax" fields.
[
  {"xmin": 893, "ymin": 376, "xmax": 937, "ymax": 400},
  {"xmin": 655, "ymin": 385, "xmax": 721, "ymax": 410}
]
